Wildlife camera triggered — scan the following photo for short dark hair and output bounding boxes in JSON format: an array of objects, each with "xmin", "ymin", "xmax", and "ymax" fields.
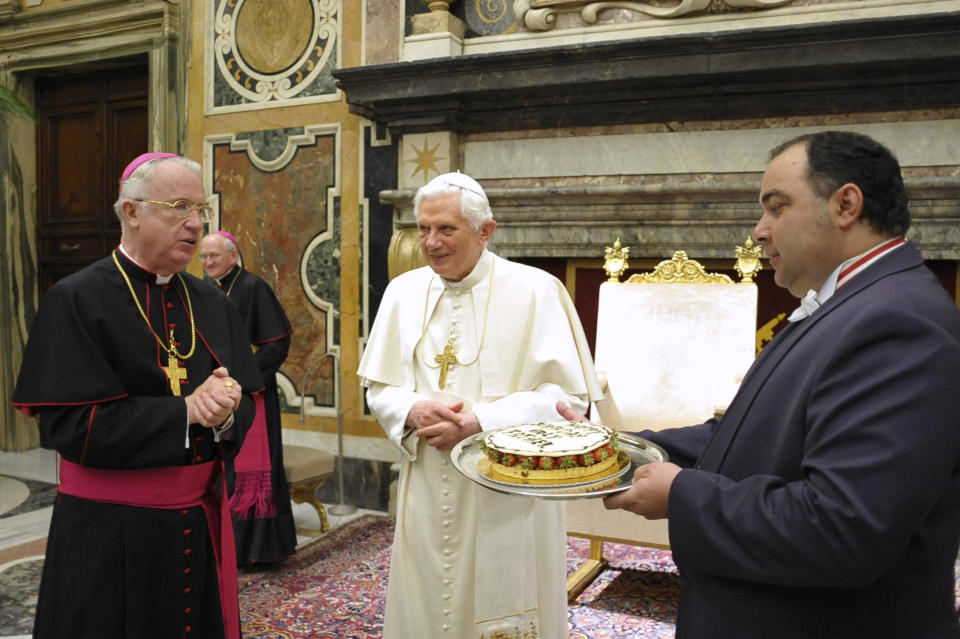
[{"xmin": 769, "ymin": 131, "xmax": 910, "ymax": 236}]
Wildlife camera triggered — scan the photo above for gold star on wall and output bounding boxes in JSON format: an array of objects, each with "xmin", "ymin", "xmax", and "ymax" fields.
[{"xmin": 406, "ymin": 137, "xmax": 446, "ymax": 183}]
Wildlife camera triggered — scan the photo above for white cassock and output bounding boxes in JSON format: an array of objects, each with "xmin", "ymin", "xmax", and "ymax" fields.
[{"xmin": 358, "ymin": 249, "xmax": 602, "ymax": 639}]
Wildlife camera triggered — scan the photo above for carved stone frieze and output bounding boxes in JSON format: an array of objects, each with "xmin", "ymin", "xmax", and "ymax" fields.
[
  {"xmin": 514, "ymin": 0, "xmax": 794, "ymax": 30},
  {"xmin": 379, "ymin": 177, "xmax": 960, "ymax": 260},
  {"xmin": 0, "ymin": 0, "xmax": 21, "ymax": 21},
  {"xmin": 334, "ymin": 14, "xmax": 960, "ymax": 135}
]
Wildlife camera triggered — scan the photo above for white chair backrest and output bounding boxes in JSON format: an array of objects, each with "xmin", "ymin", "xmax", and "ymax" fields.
[
  {"xmin": 566, "ymin": 244, "xmax": 761, "ymax": 568},
  {"xmin": 593, "ymin": 253, "xmax": 758, "ymax": 431}
]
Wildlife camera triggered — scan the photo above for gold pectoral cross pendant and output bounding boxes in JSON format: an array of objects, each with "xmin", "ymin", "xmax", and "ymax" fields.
[
  {"xmin": 434, "ymin": 339, "xmax": 459, "ymax": 390},
  {"xmin": 162, "ymin": 353, "xmax": 187, "ymax": 396}
]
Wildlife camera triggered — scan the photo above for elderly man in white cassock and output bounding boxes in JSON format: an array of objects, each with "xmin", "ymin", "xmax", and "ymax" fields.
[{"xmin": 358, "ymin": 171, "xmax": 602, "ymax": 638}]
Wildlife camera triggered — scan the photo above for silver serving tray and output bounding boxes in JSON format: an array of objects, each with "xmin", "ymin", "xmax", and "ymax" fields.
[{"xmin": 450, "ymin": 429, "xmax": 668, "ymax": 500}]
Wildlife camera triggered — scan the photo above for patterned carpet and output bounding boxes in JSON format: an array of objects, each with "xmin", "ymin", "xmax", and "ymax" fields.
[
  {"xmin": 240, "ymin": 514, "xmax": 960, "ymax": 639},
  {"xmin": 239, "ymin": 515, "xmax": 394, "ymax": 638},
  {"xmin": 237, "ymin": 513, "xmax": 682, "ymax": 638},
  {"xmin": 6, "ymin": 509, "xmax": 960, "ymax": 637}
]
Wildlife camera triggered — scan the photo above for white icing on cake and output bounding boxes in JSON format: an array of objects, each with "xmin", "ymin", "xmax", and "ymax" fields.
[{"xmin": 485, "ymin": 420, "xmax": 611, "ymax": 457}]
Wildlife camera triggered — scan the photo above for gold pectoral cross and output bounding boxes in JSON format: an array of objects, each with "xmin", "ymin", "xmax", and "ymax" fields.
[
  {"xmin": 162, "ymin": 353, "xmax": 187, "ymax": 396},
  {"xmin": 434, "ymin": 339, "xmax": 459, "ymax": 390}
]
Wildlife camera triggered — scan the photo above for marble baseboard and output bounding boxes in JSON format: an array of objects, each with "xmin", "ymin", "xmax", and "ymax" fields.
[
  {"xmin": 314, "ymin": 457, "xmax": 396, "ymax": 513},
  {"xmin": 0, "ymin": 473, "xmax": 51, "ymax": 639},
  {"xmin": 0, "ymin": 556, "xmax": 41, "ymax": 638}
]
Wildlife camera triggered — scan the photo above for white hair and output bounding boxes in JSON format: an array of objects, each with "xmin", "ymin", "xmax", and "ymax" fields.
[
  {"xmin": 113, "ymin": 156, "xmax": 203, "ymax": 226},
  {"xmin": 413, "ymin": 171, "xmax": 493, "ymax": 230}
]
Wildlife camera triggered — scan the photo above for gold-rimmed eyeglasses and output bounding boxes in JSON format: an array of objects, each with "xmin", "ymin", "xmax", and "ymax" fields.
[{"xmin": 135, "ymin": 199, "xmax": 212, "ymax": 223}]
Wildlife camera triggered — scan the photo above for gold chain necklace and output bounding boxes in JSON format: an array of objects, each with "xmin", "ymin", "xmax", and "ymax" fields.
[
  {"xmin": 420, "ymin": 258, "xmax": 495, "ymax": 389},
  {"xmin": 112, "ymin": 251, "xmax": 197, "ymax": 361}
]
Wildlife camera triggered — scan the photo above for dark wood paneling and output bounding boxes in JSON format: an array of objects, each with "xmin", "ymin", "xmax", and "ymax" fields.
[
  {"xmin": 41, "ymin": 107, "xmax": 101, "ymax": 228},
  {"xmin": 35, "ymin": 64, "xmax": 148, "ymax": 294}
]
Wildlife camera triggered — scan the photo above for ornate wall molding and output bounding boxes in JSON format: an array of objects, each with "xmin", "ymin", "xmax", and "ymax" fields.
[
  {"xmin": 335, "ymin": 13, "xmax": 960, "ymax": 135},
  {"xmin": 204, "ymin": 124, "xmax": 342, "ymax": 418},
  {"xmin": 207, "ymin": 0, "xmax": 340, "ymax": 113},
  {"xmin": 0, "ymin": 0, "xmax": 185, "ymax": 151},
  {"xmin": 0, "ymin": 0, "xmax": 21, "ymax": 21},
  {"xmin": 514, "ymin": 0, "xmax": 794, "ymax": 30},
  {"xmin": 0, "ymin": 2, "xmax": 177, "ymax": 71},
  {"xmin": 380, "ymin": 177, "xmax": 960, "ymax": 260}
]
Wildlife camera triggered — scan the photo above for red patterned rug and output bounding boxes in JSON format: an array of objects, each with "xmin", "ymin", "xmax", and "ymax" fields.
[
  {"xmin": 238, "ymin": 515, "xmax": 393, "ymax": 638},
  {"xmin": 237, "ymin": 513, "xmax": 682, "ymax": 638},
  {"xmin": 238, "ymin": 514, "xmax": 960, "ymax": 639}
]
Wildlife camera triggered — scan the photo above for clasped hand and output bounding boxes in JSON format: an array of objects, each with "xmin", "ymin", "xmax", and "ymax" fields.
[
  {"xmin": 185, "ymin": 366, "xmax": 242, "ymax": 428},
  {"xmin": 407, "ymin": 400, "xmax": 481, "ymax": 451}
]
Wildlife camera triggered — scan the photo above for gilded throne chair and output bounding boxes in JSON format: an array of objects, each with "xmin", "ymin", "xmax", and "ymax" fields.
[{"xmin": 565, "ymin": 239, "xmax": 762, "ymax": 599}]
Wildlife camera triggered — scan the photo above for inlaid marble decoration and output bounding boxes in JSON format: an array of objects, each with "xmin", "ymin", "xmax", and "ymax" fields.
[
  {"xmin": 205, "ymin": 125, "xmax": 341, "ymax": 417},
  {"xmin": 0, "ymin": 556, "xmax": 42, "ymax": 637},
  {"xmin": 2, "ymin": 149, "xmax": 40, "ymax": 451},
  {"xmin": 359, "ymin": 122, "xmax": 399, "ymax": 352},
  {"xmin": 208, "ymin": 0, "xmax": 340, "ymax": 113},
  {"xmin": 399, "ymin": 131, "xmax": 456, "ymax": 189},
  {"xmin": 465, "ymin": 0, "xmax": 517, "ymax": 35}
]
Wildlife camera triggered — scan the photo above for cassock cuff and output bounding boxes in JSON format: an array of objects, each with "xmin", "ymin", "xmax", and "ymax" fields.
[
  {"xmin": 400, "ymin": 427, "xmax": 419, "ymax": 459},
  {"xmin": 213, "ymin": 413, "xmax": 235, "ymax": 443}
]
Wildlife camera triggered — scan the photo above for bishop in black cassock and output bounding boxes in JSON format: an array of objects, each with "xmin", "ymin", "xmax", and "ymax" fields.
[
  {"xmin": 201, "ymin": 230, "xmax": 297, "ymax": 564},
  {"xmin": 12, "ymin": 154, "xmax": 262, "ymax": 639}
]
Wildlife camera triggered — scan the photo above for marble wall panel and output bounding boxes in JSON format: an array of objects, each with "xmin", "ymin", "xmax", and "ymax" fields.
[
  {"xmin": 366, "ymin": 0, "xmax": 402, "ymax": 65},
  {"xmin": 1, "ymin": 145, "xmax": 40, "ymax": 451},
  {"xmin": 314, "ymin": 457, "xmax": 395, "ymax": 512},
  {"xmin": 283, "ymin": 427, "xmax": 401, "ymax": 510},
  {"xmin": 399, "ymin": 131, "xmax": 457, "ymax": 189},
  {"xmin": 210, "ymin": 128, "xmax": 340, "ymax": 414},
  {"xmin": 464, "ymin": 0, "xmax": 515, "ymax": 35},
  {"xmin": 442, "ymin": 117, "xmax": 960, "ymax": 260},
  {"xmin": 208, "ymin": 0, "xmax": 340, "ymax": 113},
  {"xmin": 361, "ymin": 124, "xmax": 399, "ymax": 342},
  {"xmin": 463, "ymin": 120, "xmax": 960, "ymax": 180}
]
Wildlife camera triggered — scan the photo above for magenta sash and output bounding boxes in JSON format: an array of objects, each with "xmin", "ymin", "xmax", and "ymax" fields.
[
  {"xmin": 58, "ymin": 458, "xmax": 240, "ymax": 639},
  {"xmin": 229, "ymin": 394, "xmax": 276, "ymax": 519}
]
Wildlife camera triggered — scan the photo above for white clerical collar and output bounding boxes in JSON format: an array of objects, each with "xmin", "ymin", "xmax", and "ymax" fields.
[
  {"xmin": 788, "ymin": 237, "xmax": 906, "ymax": 322},
  {"xmin": 117, "ymin": 244, "xmax": 174, "ymax": 284},
  {"xmin": 443, "ymin": 249, "xmax": 493, "ymax": 291}
]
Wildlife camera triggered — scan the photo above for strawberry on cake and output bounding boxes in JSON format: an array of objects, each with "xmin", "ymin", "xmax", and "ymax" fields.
[{"xmin": 479, "ymin": 420, "xmax": 621, "ymax": 485}]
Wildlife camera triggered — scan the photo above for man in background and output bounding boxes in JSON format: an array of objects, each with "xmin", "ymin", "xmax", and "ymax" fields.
[
  {"xmin": 13, "ymin": 153, "xmax": 262, "ymax": 639},
  {"xmin": 200, "ymin": 230, "xmax": 296, "ymax": 566},
  {"xmin": 358, "ymin": 171, "xmax": 602, "ymax": 638}
]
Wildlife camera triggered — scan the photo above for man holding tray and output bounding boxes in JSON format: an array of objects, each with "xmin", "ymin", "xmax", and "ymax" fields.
[
  {"xmin": 561, "ymin": 131, "xmax": 960, "ymax": 638},
  {"xmin": 358, "ymin": 171, "xmax": 602, "ymax": 639}
]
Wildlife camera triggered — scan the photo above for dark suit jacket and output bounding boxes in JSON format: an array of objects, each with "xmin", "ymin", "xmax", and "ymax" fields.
[{"xmin": 643, "ymin": 242, "xmax": 960, "ymax": 639}]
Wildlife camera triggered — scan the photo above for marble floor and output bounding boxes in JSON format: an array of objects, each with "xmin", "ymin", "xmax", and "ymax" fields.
[{"xmin": 0, "ymin": 446, "xmax": 382, "ymax": 639}]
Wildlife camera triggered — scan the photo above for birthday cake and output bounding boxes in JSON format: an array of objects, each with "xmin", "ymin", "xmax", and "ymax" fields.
[{"xmin": 479, "ymin": 420, "xmax": 621, "ymax": 485}]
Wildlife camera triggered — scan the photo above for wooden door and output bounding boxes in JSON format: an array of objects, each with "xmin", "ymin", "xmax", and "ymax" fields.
[{"xmin": 35, "ymin": 65, "xmax": 148, "ymax": 294}]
